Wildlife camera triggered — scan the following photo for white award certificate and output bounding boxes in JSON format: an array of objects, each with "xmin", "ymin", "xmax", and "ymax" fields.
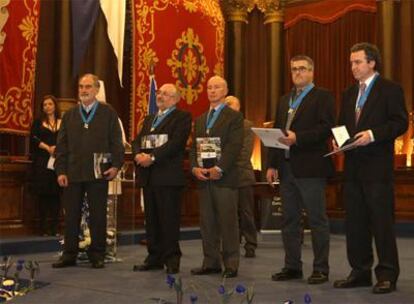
[{"xmin": 251, "ymin": 127, "xmax": 289, "ymax": 150}]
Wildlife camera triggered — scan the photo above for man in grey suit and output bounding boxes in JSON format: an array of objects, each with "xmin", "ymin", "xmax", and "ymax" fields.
[
  {"xmin": 266, "ymin": 55, "xmax": 335, "ymax": 284},
  {"xmin": 225, "ymin": 95, "xmax": 257, "ymax": 258},
  {"xmin": 190, "ymin": 76, "xmax": 244, "ymax": 278},
  {"xmin": 53, "ymin": 73, "xmax": 124, "ymax": 269}
]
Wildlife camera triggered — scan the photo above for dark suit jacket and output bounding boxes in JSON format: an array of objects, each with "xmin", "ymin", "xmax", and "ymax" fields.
[
  {"xmin": 339, "ymin": 76, "xmax": 408, "ymax": 181},
  {"xmin": 55, "ymin": 102, "xmax": 124, "ymax": 182},
  {"xmin": 268, "ymin": 87, "xmax": 335, "ymax": 178},
  {"xmin": 132, "ymin": 108, "xmax": 192, "ymax": 187},
  {"xmin": 190, "ymin": 105, "xmax": 244, "ymax": 188},
  {"xmin": 237, "ymin": 120, "xmax": 256, "ymax": 187}
]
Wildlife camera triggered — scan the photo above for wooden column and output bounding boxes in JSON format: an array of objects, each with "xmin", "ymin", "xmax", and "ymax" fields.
[
  {"xmin": 221, "ymin": 1, "xmax": 250, "ymax": 104},
  {"xmin": 257, "ymin": 0, "xmax": 286, "ymax": 120},
  {"xmin": 378, "ymin": 0, "xmax": 395, "ymax": 80}
]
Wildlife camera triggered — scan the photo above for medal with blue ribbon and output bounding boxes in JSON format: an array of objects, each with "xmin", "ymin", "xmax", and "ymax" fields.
[
  {"xmin": 79, "ymin": 102, "xmax": 99, "ymax": 129},
  {"xmin": 356, "ymin": 73, "xmax": 379, "ymax": 110},
  {"xmin": 288, "ymin": 83, "xmax": 315, "ymax": 114},
  {"xmin": 206, "ymin": 103, "xmax": 226, "ymax": 135},
  {"xmin": 150, "ymin": 106, "xmax": 176, "ymax": 132}
]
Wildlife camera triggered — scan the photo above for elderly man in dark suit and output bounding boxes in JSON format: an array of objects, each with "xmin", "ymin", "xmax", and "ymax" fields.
[
  {"xmin": 131, "ymin": 83, "xmax": 191, "ymax": 274},
  {"xmin": 190, "ymin": 75, "xmax": 244, "ymax": 278},
  {"xmin": 266, "ymin": 55, "xmax": 335, "ymax": 284},
  {"xmin": 53, "ymin": 73, "xmax": 124, "ymax": 269},
  {"xmin": 333, "ymin": 43, "xmax": 408, "ymax": 294},
  {"xmin": 225, "ymin": 95, "xmax": 258, "ymax": 258}
]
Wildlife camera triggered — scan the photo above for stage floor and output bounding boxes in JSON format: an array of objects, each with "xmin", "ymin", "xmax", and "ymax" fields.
[{"xmin": 7, "ymin": 234, "xmax": 414, "ymax": 304}]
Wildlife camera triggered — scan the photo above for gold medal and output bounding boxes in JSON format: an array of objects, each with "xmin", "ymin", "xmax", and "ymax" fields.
[{"xmin": 84, "ymin": 123, "xmax": 89, "ymax": 129}]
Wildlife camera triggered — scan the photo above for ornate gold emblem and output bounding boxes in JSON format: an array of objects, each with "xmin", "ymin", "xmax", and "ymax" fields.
[
  {"xmin": 0, "ymin": 0, "xmax": 11, "ymax": 53},
  {"xmin": 167, "ymin": 28, "xmax": 209, "ymax": 105},
  {"xmin": 0, "ymin": 0, "xmax": 38, "ymax": 135},
  {"xmin": 132, "ymin": 0, "xmax": 224, "ymax": 138}
]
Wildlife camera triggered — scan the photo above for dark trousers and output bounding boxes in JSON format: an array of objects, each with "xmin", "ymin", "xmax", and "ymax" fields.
[
  {"xmin": 143, "ymin": 185, "xmax": 183, "ymax": 268},
  {"xmin": 343, "ymin": 180, "xmax": 399, "ymax": 282},
  {"xmin": 199, "ymin": 182, "xmax": 240, "ymax": 271},
  {"xmin": 238, "ymin": 186, "xmax": 257, "ymax": 251},
  {"xmin": 38, "ymin": 194, "xmax": 60, "ymax": 235},
  {"xmin": 62, "ymin": 180, "xmax": 108, "ymax": 261},
  {"xmin": 279, "ymin": 161, "xmax": 330, "ymax": 273}
]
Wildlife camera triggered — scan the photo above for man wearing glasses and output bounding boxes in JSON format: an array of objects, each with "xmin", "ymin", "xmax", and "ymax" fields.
[
  {"xmin": 131, "ymin": 83, "xmax": 192, "ymax": 274},
  {"xmin": 266, "ymin": 55, "xmax": 335, "ymax": 284}
]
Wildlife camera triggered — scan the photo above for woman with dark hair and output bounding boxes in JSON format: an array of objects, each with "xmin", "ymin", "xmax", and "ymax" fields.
[{"xmin": 30, "ymin": 95, "xmax": 62, "ymax": 236}]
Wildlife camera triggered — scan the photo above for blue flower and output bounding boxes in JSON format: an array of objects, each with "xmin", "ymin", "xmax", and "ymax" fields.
[
  {"xmin": 166, "ymin": 275, "xmax": 175, "ymax": 288},
  {"xmin": 218, "ymin": 285, "xmax": 226, "ymax": 295},
  {"xmin": 190, "ymin": 293, "xmax": 198, "ymax": 303},
  {"xmin": 304, "ymin": 293, "xmax": 312, "ymax": 304},
  {"xmin": 17, "ymin": 259, "xmax": 25, "ymax": 265},
  {"xmin": 235, "ymin": 284, "xmax": 246, "ymax": 294}
]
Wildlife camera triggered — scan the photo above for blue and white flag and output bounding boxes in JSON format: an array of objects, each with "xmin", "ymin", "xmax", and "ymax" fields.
[{"xmin": 148, "ymin": 74, "xmax": 158, "ymax": 115}]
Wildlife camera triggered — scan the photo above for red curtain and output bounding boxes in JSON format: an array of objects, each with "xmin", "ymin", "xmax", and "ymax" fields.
[
  {"xmin": 0, "ymin": 0, "xmax": 40, "ymax": 135},
  {"xmin": 284, "ymin": 9, "xmax": 377, "ymax": 111},
  {"xmin": 131, "ymin": 0, "xmax": 224, "ymax": 138}
]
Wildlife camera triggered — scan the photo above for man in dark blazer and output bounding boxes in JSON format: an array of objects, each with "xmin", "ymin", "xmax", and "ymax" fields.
[
  {"xmin": 333, "ymin": 43, "xmax": 408, "ymax": 294},
  {"xmin": 266, "ymin": 55, "xmax": 335, "ymax": 284},
  {"xmin": 53, "ymin": 73, "xmax": 124, "ymax": 269},
  {"xmin": 131, "ymin": 83, "xmax": 191, "ymax": 274},
  {"xmin": 190, "ymin": 76, "xmax": 244, "ymax": 278},
  {"xmin": 225, "ymin": 95, "xmax": 258, "ymax": 258}
]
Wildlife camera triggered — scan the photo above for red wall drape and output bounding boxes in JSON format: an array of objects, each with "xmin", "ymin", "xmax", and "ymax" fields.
[
  {"xmin": 284, "ymin": 10, "xmax": 377, "ymax": 112},
  {"xmin": 0, "ymin": 0, "xmax": 40, "ymax": 135}
]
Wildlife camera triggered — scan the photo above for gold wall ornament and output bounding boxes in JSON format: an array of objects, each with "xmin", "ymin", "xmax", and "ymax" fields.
[
  {"xmin": 167, "ymin": 28, "xmax": 209, "ymax": 105},
  {"xmin": 0, "ymin": 0, "xmax": 11, "ymax": 53},
  {"xmin": 220, "ymin": 0, "xmax": 254, "ymax": 23}
]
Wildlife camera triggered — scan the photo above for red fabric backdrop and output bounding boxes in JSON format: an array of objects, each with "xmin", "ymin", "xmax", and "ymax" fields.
[
  {"xmin": 284, "ymin": 1, "xmax": 377, "ymax": 107},
  {"xmin": 0, "ymin": 0, "xmax": 39, "ymax": 135},
  {"xmin": 285, "ymin": 0, "xmax": 376, "ymax": 29},
  {"xmin": 131, "ymin": 0, "xmax": 224, "ymax": 139}
]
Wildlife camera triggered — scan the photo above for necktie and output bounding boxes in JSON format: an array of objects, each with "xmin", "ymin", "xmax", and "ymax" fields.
[
  {"xmin": 355, "ymin": 83, "xmax": 366, "ymax": 124},
  {"xmin": 207, "ymin": 109, "xmax": 216, "ymax": 126}
]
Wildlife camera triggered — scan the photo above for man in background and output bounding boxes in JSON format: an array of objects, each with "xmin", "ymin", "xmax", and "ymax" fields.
[{"xmin": 225, "ymin": 95, "xmax": 258, "ymax": 258}]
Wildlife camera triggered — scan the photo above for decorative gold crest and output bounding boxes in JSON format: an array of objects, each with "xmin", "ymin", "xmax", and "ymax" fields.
[
  {"xmin": 0, "ymin": 0, "xmax": 11, "ymax": 53},
  {"xmin": 167, "ymin": 28, "xmax": 209, "ymax": 105}
]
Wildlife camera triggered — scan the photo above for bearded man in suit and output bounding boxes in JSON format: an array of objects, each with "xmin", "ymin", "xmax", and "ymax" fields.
[
  {"xmin": 132, "ymin": 83, "xmax": 191, "ymax": 274},
  {"xmin": 53, "ymin": 73, "xmax": 124, "ymax": 269}
]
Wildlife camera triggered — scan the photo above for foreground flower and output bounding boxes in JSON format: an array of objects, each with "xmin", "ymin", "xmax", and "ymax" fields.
[
  {"xmin": 190, "ymin": 293, "xmax": 198, "ymax": 303},
  {"xmin": 166, "ymin": 274, "xmax": 175, "ymax": 288},
  {"xmin": 218, "ymin": 285, "xmax": 225, "ymax": 295},
  {"xmin": 304, "ymin": 293, "xmax": 312, "ymax": 304},
  {"xmin": 235, "ymin": 284, "xmax": 246, "ymax": 294}
]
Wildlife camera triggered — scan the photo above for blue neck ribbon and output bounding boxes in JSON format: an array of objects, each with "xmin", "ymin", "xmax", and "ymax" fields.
[
  {"xmin": 151, "ymin": 106, "xmax": 176, "ymax": 130},
  {"xmin": 356, "ymin": 73, "xmax": 379, "ymax": 110},
  {"xmin": 289, "ymin": 83, "xmax": 315, "ymax": 110},
  {"xmin": 206, "ymin": 103, "xmax": 226, "ymax": 132},
  {"xmin": 79, "ymin": 101, "xmax": 99, "ymax": 127}
]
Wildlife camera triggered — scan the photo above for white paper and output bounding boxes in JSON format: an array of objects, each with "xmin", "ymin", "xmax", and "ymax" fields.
[
  {"xmin": 331, "ymin": 125, "xmax": 350, "ymax": 147},
  {"xmin": 47, "ymin": 156, "xmax": 55, "ymax": 170},
  {"xmin": 324, "ymin": 125, "xmax": 358, "ymax": 157},
  {"xmin": 251, "ymin": 128, "xmax": 289, "ymax": 150}
]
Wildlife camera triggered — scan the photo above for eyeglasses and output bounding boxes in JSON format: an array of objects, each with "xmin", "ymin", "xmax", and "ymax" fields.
[
  {"xmin": 156, "ymin": 90, "xmax": 174, "ymax": 97},
  {"xmin": 291, "ymin": 66, "xmax": 311, "ymax": 73}
]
